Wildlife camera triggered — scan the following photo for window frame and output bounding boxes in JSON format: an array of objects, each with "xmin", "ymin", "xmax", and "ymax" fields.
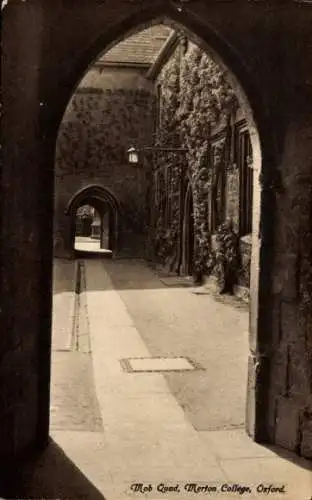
[
  {"xmin": 236, "ymin": 121, "xmax": 253, "ymax": 237},
  {"xmin": 210, "ymin": 134, "xmax": 227, "ymax": 232}
]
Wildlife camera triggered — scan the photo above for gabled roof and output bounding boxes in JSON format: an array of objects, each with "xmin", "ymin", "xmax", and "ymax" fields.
[
  {"xmin": 97, "ymin": 25, "xmax": 172, "ymax": 68},
  {"xmin": 146, "ymin": 31, "xmax": 180, "ymax": 81}
]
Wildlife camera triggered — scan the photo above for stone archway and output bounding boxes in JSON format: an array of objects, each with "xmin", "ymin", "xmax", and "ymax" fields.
[
  {"xmin": 65, "ymin": 185, "xmax": 121, "ymax": 257},
  {"xmin": 2, "ymin": 1, "xmax": 312, "ymax": 463}
]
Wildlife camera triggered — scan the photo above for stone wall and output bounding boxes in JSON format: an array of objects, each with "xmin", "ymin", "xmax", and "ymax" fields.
[
  {"xmin": 266, "ymin": 173, "xmax": 312, "ymax": 457},
  {"xmin": 54, "ymin": 66, "xmax": 155, "ymax": 258},
  {"xmin": 152, "ymin": 39, "xmax": 252, "ymax": 290}
]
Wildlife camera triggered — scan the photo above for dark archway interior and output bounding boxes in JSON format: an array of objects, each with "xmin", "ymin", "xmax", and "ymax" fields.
[
  {"xmin": 65, "ymin": 186, "xmax": 121, "ymax": 257},
  {"xmin": 74, "ymin": 203, "xmax": 112, "ymax": 254}
]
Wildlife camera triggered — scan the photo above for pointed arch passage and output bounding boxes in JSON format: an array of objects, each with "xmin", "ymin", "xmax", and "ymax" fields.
[{"xmin": 65, "ymin": 185, "xmax": 122, "ymax": 256}]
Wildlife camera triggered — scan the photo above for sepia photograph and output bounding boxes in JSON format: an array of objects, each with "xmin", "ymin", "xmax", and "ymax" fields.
[{"xmin": 1, "ymin": 0, "xmax": 312, "ymax": 499}]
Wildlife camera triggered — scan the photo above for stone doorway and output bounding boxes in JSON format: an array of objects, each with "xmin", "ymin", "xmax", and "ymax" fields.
[
  {"xmin": 65, "ymin": 185, "xmax": 120, "ymax": 258},
  {"xmin": 182, "ymin": 184, "xmax": 195, "ymax": 277},
  {"xmin": 74, "ymin": 203, "xmax": 112, "ymax": 256}
]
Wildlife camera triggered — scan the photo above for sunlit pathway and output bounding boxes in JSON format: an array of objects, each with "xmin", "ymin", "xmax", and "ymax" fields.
[
  {"xmin": 100, "ymin": 259, "xmax": 249, "ymax": 432},
  {"xmin": 75, "ymin": 235, "xmax": 112, "ymax": 256},
  {"xmin": 50, "ymin": 259, "xmax": 311, "ymax": 500},
  {"xmin": 18, "ymin": 258, "xmax": 311, "ymax": 500},
  {"xmin": 52, "ymin": 258, "xmax": 77, "ymax": 351}
]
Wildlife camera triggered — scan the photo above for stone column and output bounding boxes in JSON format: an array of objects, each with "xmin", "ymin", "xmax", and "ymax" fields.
[
  {"xmin": 53, "ymin": 207, "xmax": 74, "ymax": 259},
  {"xmin": 246, "ymin": 85, "xmax": 312, "ymax": 458},
  {"xmin": 1, "ymin": 1, "xmax": 52, "ymax": 462},
  {"xmin": 270, "ymin": 109, "xmax": 312, "ymax": 458}
]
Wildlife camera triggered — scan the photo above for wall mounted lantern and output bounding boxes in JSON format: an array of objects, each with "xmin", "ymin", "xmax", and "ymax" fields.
[
  {"xmin": 127, "ymin": 144, "xmax": 187, "ymax": 165},
  {"xmin": 127, "ymin": 146, "xmax": 140, "ymax": 165}
]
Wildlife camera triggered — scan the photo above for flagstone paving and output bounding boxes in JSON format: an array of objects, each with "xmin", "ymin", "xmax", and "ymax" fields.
[
  {"xmin": 101, "ymin": 258, "xmax": 248, "ymax": 432},
  {"xmin": 9, "ymin": 258, "xmax": 311, "ymax": 500}
]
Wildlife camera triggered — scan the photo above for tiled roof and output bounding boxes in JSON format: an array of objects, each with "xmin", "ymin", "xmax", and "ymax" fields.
[{"xmin": 98, "ymin": 25, "xmax": 172, "ymax": 66}]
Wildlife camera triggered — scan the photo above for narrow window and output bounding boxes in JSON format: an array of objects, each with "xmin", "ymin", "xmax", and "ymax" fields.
[
  {"xmin": 210, "ymin": 140, "xmax": 226, "ymax": 232},
  {"xmin": 166, "ymin": 165, "xmax": 173, "ymax": 228},
  {"xmin": 237, "ymin": 127, "xmax": 253, "ymax": 236}
]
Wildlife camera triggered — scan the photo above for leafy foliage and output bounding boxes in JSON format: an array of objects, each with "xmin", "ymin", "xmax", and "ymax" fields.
[
  {"xmin": 215, "ymin": 220, "xmax": 239, "ymax": 293},
  {"xmin": 153, "ymin": 41, "xmax": 238, "ymax": 281},
  {"xmin": 76, "ymin": 204, "xmax": 94, "ymax": 219}
]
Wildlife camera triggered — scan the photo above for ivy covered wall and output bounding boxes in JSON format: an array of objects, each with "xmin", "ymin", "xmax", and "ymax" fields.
[
  {"xmin": 151, "ymin": 39, "xmax": 252, "ymax": 290},
  {"xmin": 54, "ymin": 67, "xmax": 155, "ymax": 257}
]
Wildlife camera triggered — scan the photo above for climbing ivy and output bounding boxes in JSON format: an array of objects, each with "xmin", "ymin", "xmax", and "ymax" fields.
[
  {"xmin": 153, "ymin": 40, "xmax": 238, "ymax": 282},
  {"xmin": 215, "ymin": 220, "xmax": 239, "ymax": 293},
  {"xmin": 77, "ymin": 205, "xmax": 94, "ymax": 218}
]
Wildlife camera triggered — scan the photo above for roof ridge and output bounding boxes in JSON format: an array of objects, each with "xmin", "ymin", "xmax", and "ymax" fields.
[{"xmin": 98, "ymin": 24, "xmax": 172, "ymax": 66}]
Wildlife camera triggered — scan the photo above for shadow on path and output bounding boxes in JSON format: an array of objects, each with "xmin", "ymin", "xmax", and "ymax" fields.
[
  {"xmin": 0, "ymin": 439, "xmax": 107, "ymax": 500},
  {"xmin": 53, "ymin": 258, "xmax": 77, "ymax": 294},
  {"xmin": 266, "ymin": 444, "xmax": 312, "ymax": 472},
  {"xmin": 75, "ymin": 250, "xmax": 113, "ymax": 260}
]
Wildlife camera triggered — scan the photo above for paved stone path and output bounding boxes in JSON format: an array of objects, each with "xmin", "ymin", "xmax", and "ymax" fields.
[
  {"xmin": 55, "ymin": 258, "xmax": 311, "ymax": 500},
  {"xmin": 50, "ymin": 259, "xmax": 102, "ymax": 433},
  {"xmin": 12, "ymin": 258, "xmax": 311, "ymax": 500},
  {"xmin": 52, "ymin": 258, "xmax": 77, "ymax": 350},
  {"xmin": 101, "ymin": 259, "xmax": 248, "ymax": 432},
  {"xmin": 75, "ymin": 235, "xmax": 112, "ymax": 255},
  {"xmin": 50, "ymin": 351, "xmax": 103, "ymax": 432}
]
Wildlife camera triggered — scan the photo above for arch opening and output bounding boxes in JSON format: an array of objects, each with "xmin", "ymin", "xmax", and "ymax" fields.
[
  {"xmin": 74, "ymin": 203, "xmax": 113, "ymax": 256},
  {"xmin": 52, "ymin": 15, "xmax": 265, "ymax": 444},
  {"xmin": 65, "ymin": 185, "xmax": 121, "ymax": 258},
  {"xmin": 49, "ymin": 8, "xmax": 276, "ymax": 469},
  {"xmin": 54, "ymin": 11, "xmax": 263, "ymax": 304},
  {"xmin": 53, "ymin": 15, "xmax": 263, "ymax": 419}
]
